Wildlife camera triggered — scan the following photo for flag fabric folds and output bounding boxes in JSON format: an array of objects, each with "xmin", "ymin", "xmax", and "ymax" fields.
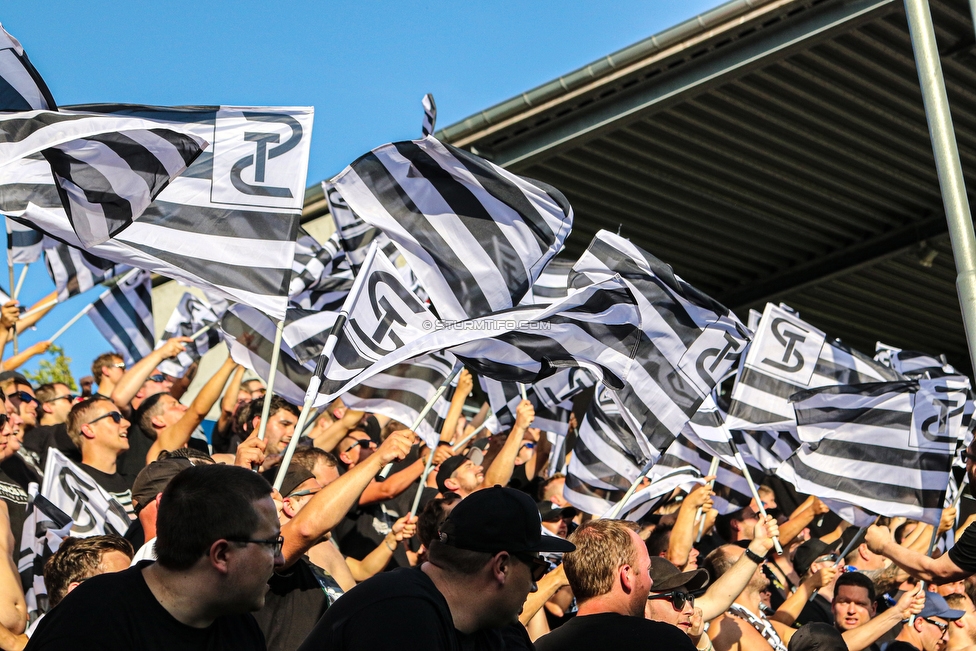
[
  {"xmin": 421, "ymin": 93, "xmax": 436, "ymax": 137},
  {"xmin": 41, "ymin": 449, "xmax": 131, "ymax": 536},
  {"xmin": 653, "ymin": 434, "xmax": 754, "ymax": 514},
  {"xmin": 726, "ymin": 303, "xmax": 902, "ymax": 431},
  {"xmin": 17, "ymin": 487, "xmax": 72, "ymax": 623},
  {"xmin": 156, "ymin": 292, "xmax": 222, "ymax": 378},
  {"xmin": 777, "ymin": 378, "xmax": 968, "ymax": 524},
  {"xmin": 42, "ymin": 237, "xmax": 130, "ymax": 300},
  {"xmin": 6, "ymin": 218, "xmax": 42, "ymax": 264},
  {"xmin": 87, "ymin": 269, "xmax": 154, "ymax": 366},
  {"xmin": 331, "ymin": 135, "xmax": 573, "ymax": 321},
  {"xmin": 0, "ymin": 24, "xmax": 56, "ymax": 112},
  {"xmin": 2, "ymin": 104, "xmax": 313, "ymax": 319}
]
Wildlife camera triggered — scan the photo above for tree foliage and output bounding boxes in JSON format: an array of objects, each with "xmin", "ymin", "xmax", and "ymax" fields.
[{"xmin": 23, "ymin": 345, "xmax": 78, "ymax": 391}]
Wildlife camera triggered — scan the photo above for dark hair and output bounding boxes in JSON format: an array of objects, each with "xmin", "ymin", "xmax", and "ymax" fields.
[
  {"xmin": 702, "ymin": 545, "xmax": 739, "ymax": 580},
  {"xmin": 155, "ymin": 464, "xmax": 273, "ymax": 570},
  {"xmin": 158, "ymin": 447, "xmax": 214, "ymax": 463},
  {"xmin": 427, "ymin": 540, "xmax": 493, "ymax": 575},
  {"xmin": 135, "ymin": 392, "xmax": 169, "ymax": 438},
  {"xmin": 43, "ymin": 535, "xmax": 134, "ymax": 607},
  {"xmin": 291, "ymin": 447, "xmax": 337, "ymax": 473},
  {"xmin": 645, "ymin": 524, "xmax": 673, "ymax": 558},
  {"xmin": 35, "ymin": 383, "xmax": 62, "ymax": 404},
  {"xmin": 418, "ymin": 493, "xmax": 462, "ymax": 548},
  {"xmin": 715, "ymin": 508, "xmax": 747, "ymax": 542},
  {"xmin": 834, "ymin": 571, "xmax": 876, "ymax": 604},
  {"xmin": 91, "ymin": 352, "xmax": 122, "ymax": 384},
  {"xmin": 538, "ymin": 473, "xmax": 566, "ymax": 501},
  {"xmin": 237, "ymin": 395, "xmax": 299, "ymax": 434}
]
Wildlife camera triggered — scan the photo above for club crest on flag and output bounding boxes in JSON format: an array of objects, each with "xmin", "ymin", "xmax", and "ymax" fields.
[
  {"xmin": 751, "ymin": 304, "xmax": 826, "ymax": 385},
  {"xmin": 345, "ymin": 267, "xmax": 431, "ymax": 358},
  {"xmin": 210, "ymin": 107, "xmax": 314, "ymax": 210},
  {"xmin": 910, "ymin": 377, "xmax": 968, "ymax": 449},
  {"xmin": 678, "ymin": 326, "xmax": 747, "ymax": 397}
]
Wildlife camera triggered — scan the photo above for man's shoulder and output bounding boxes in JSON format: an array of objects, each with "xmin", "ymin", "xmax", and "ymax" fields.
[
  {"xmin": 537, "ymin": 613, "xmax": 695, "ymax": 651},
  {"xmin": 334, "ymin": 567, "xmax": 442, "ymax": 608}
]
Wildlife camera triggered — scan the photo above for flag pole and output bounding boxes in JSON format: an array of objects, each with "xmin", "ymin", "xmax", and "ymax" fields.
[
  {"xmin": 188, "ymin": 321, "xmax": 216, "ymax": 341},
  {"xmin": 727, "ymin": 438, "xmax": 783, "ymax": 554},
  {"xmin": 903, "ymin": 0, "xmax": 976, "ymax": 372},
  {"xmin": 696, "ymin": 455, "xmax": 720, "ymax": 542},
  {"xmin": 518, "ymin": 383, "xmax": 528, "ymax": 401},
  {"xmin": 451, "ymin": 415, "xmax": 492, "ymax": 453},
  {"xmin": 48, "ymin": 303, "xmax": 94, "ymax": 344},
  {"xmin": 19, "ymin": 299, "xmax": 58, "ymax": 321},
  {"xmin": 256, "ymin": 319, "xmax": 285, "ymax": 442},
  {"xmin": 13, "ymin": 264, "xmax": 28, "ymax": 301},
  {"xmin": 8, "ymin": 259, "xmax": 16, "ymax": 355},
  {"xmin": 605, "ymin": 458, "xmax": 656, "ymax": 519}
]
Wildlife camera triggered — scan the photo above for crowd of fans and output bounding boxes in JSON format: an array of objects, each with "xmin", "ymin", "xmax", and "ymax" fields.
[{"xmin": 0, "ymin": 337, "xmax": 975, "ymax": 651}]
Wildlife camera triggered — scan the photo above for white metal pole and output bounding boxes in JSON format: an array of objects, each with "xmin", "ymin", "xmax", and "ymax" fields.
[{"xmin": 255, "ymin": 319, "xmax": 285, "ymax": 442}]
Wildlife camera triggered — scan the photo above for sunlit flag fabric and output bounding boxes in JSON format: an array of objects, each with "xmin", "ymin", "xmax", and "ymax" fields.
[
  {"xmin": 612, "ymin": 468, "xmax": 705, "ymax": 521},
  {"xmin": 330, "ymin": 134, "xmax": 573, "ymax": 321},
  {"xmin": 17, "ymin": 487, "xmax": 72, "ymax": 624},
  {"xmin": 521, "ymin": 258, "xmax": 574, "ymax": 305},
  {"xmin": 156, "ymin": 293, "xmax": 222, "ymax": 378},
  {"xmin": 726, "ymin": 303, "xmax": 902, "ymax": 431},
  {"xmin": 421, "ymin": 93, "xmax": 436, "ymax": 137},
  {"xmin": 6, "ymin": 217, "xmax": 41, "ymax": 264},
  {"xmin": 42, "ymin": 236, "xmax": 130, "ymax": 300},
  {"xmin": 482, "ymin": 368, "xmax": 593, "ymax": 436},
  {"xmin": 87, "ymin": 270, "xmax": 154, "ymax": 366},
  {"xmin": 777, "ymin": 378, "xmax": 968, "ymax": 524},
  {"xmin": 565, "ymin": 385, "xmax": 646, "ymax": 516},
  {"xmin": 288, "ymin": 231, "xmax": 354, "ymax": 313},
  {"xmin": 341, "ymin": 352, "xmax": 457, "ymax": 448},
  {"xmin": 876, "ymin": 342, "xmax": 958, "ymax": 379},
  {"xmin": 0, "ymin": 23, "xmax": 56, "ymax": 111},
  {"xmin": 220, "ymin": 304, "xmax": 313, "ymax": 405},
  {"xmin": 1, "ymin": 104, "xmax": 313, "ymax": 319},
  {"xmin": 570, "ymin": 229, "xmax": 750, "ymax": 455},
  {"xmin": 653, "ymin": 432, "xmax": 753, "ymax": 514},
  {"xmin": 41, "ymin": 449, "xmax": 131, "ymax": 536}
]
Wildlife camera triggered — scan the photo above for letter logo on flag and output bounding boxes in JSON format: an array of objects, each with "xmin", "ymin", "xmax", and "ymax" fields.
[{"xmin": 753, "ymin": 306, "xmax": 826, "ymax": 385}]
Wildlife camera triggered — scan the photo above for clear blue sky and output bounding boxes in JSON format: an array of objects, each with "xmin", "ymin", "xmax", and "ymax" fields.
[{"xmin": 3, "ymin": 0, "xmax": 720, "ymax": 385}]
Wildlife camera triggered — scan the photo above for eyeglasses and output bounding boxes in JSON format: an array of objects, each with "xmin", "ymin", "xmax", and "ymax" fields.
[
  {"xmin": 44, "ymin": 394, "xmax": 77, "ymax": 404},
  {"xmin": 814, "ymin": 554, "xmax": 838, "ymax": 564},
  {"xmin": 87, "ymin": 411, "xmax": 123, "ymax": 426},
  {"xmin": 286, "ymin": 488, "xmax": 320, "ymax": 499},
  {"xmin": 648, "ymin": 590, "xmax": 696, "ymax": 610},
  {"xmin": 227, "ymin": 534, "xmax": 284, "ymax": 556},
  {"xmin": 111, "ymin": 362, "xmax": 126, "ymax": 369},
  {"xmin": 343, "ymin": 439, "xmax": 373, "ymax": 454},
  {"xmin": 5, "ymin": 391, "xmax": 36, "ymax": 405},
  {"xmin": 147, "ymin": 374, "xmax": 166, "ymax": 383},
  {"xmin": 512, "ymin": 553, "xmax": 549, "ymax": 582},
  {"xmin": 924, "ymin": 618, "xmax": 949, "ymax": 634}
]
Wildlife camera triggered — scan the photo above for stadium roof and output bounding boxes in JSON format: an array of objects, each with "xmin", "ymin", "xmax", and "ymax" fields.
[{"xmin": 305, "ymin": 0, "xmax": 976, "ymax": 373}]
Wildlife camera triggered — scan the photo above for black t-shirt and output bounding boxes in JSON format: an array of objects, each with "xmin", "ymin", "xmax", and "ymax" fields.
[
  {"xmin": 796, "ymin": 592, "xmax": 833, "ymax": 627},
  {"xmin": 948, "ymin": 522, "xmax": 976, "ymax": 571},
  {"xmin": 24, "ymin": 562, "xmax": 267, "ymax": 650},
  {"xmin": 535, "ymin": 612, "xmax": 697, "ymax": 651},
  {"xmin": 252, "ymin": 557, "xmax": 330, "ymax": 651},
  {"xmin": 296, "ymin": 566, "xmax": 533, "ymax": 651},
  {"xmin": 0, "ymin": 468, "xmax": 28, "ymax": 550},
  {"xmin": 0, "ymin": 451, "xmax": 41, "ymax": 490},
  {"xmin": 80, "ymin": 464, "xmax": 134, "ymax": 518},
  {"xmin": 333, "ymin": 500, "xmax": 410, "ymax": 569},
  {"xmin": 23, "ymin": 423, "xmax": 79, "ymax": 467},
  {"xmin": 116, "ymin": 424, "xmax": 154, "ymax": 486}
]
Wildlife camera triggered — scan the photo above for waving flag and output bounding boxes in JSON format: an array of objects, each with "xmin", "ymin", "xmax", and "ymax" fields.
[
  {"xmin": 0, "ymin": 23, "xmax": 56, "ymax": 111},
  {"xmin": 157, "ymin": 293, "xmax": 222, "ymax": 378},
  {"xmin": 87, "ymin": 270, "xmax": 154, "ymax": 366}
]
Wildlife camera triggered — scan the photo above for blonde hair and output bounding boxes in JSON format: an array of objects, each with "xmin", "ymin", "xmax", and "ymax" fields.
[{"xmin": 563, "ymin": 520, "xmax": 639, "ymax": 602}]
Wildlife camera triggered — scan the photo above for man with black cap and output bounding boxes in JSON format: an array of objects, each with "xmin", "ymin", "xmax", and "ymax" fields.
[
  {"xmin": 888, "ymin": 591, "xmax": 965, "ymax": 651},
  {"xmin": 435, "ymin": 447, "xmax": 485, "ymax": 498},
  {"xmin": 646, "ymin": 557, "xmax": 710, "ymax": 641},
  {"xmin": 298, "ymin": 485, "xmax": 573, "ymax": 651},
  {"xmin": 792, "ymin": 538, "xmax": 843, "ymax": 626}
]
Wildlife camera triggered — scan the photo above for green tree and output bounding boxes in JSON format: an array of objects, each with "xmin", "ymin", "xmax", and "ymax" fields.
[{"xmin": 23, "ymin": 345, "xmax": 78, "ymax": 391}]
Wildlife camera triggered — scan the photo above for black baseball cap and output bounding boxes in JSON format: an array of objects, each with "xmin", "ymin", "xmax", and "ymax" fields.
[
  {"xmin": 648, "ymin": 557, "xmax": 710, "ymax": 592},
  {"xmin": 538, "ymin": 501, "xmax": 577, "ymax": 523},
  {"xmin": 435, "ymin": 448, "xmax": 484, "ymax": 494},
  {"xmin": 131, "ymin": 456, "xmax": 193, "ymax": 513},
  {"xmin": 793, "ymin": 538, "xmax": 842, "ymax": 576},
  {"xmin": 261, "ymin": 466, "xmax": 315, "ymax": 497},
  {"xmin": 438, "ymin": 485, "xmax": 576, "ymax": 554}
]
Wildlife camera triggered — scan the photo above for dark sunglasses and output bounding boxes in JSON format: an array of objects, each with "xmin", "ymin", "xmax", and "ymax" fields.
[
  {"xmin": 87, "ymin": 411, "xmax": 123, "ymax": 426},
  {"xmin": 513, "ymin": 553, "xmax": 549, "ymax": 582},
  {"xmin": 924, "ymin": 618, "xmax": 949, "ymax": 634},
  {"xmin": 6, "ymin": 391, "xmax": 36, "ymax": 405},
  {"xmin": 44, "ymin": 394, "xmax": 77, "ymax": 404},
  {"xmin": 648, "ymin": 590, "xmax": 695, "ymax": 610},
  {"xmin": 226, "ymin": 534, "xmax": 284, "ymax": 556},
  {"xmin": 343, "ymin": 439, "xmax": 373, "ymax": 454},
  {"xmin": 147, "ymin": 374, "xmax": 166, "ymax": 383}
]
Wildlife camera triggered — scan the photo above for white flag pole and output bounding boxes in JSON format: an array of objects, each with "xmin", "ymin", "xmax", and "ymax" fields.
[
  {"xmin": 727, "ymin": 438, "xmax": 783, "ymax": 554},
  {"xmin": 408, "ymin": 365, "xmax": 465, "ymax": 517},
  {"xmin": 256, "ymin": 319, "xmax": 285, "ymax": 442},
  {"xmin": 13, "ymin": 264, "xmax": 28, "ymax": 300},
  {"xmin": 518, "ymin": 382, "xmax": 528, "ymax": 401},
  {"xmin": 696, "ymin": 455, "xmax": 720, "ymax": 542},
  {"xmin": 8, "ymin": 259, "xmax": 16, "ymax": 355},
  {"xmin": 48, "ymin": 303, "xmax": 94, "ymax": 344},
  {"xmin": 19, "ymin": 299, "xmax": 58, "ymax": 321},
  {"xmin": 189, "ymin": 321, "xmax": 216, "ymax": 341},
  {"xmin": 451, "ymin": 415, "xmax": 492, "ymax": 453}
]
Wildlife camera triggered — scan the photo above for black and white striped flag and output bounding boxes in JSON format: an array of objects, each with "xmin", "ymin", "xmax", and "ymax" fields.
[
  {"xmin": 17, "ymin": 486, "xmax": 72, "ymax": 623},
  {"xmin": 653, "ymin": 433, "xmax": 754, "ymax": 514},
  {"xmin": 612, "ymin": 468, "xmax": 705, "ymax": 522},
  {"xmin": 341, "ymin": 352, "xmax": 457, "ymax": 448},
  {"xmin": 87, "ymin": 269, "xmax": 154, "ymax": 366},
  {"xmin": 570, "ymin": 230, "xmax": 750, "ymax": 456},
  {"xmin": 41, "ymin": 449, "xmax": 131, "ymax": 535},
  {"xmin": 156, "ymin": 293, "xmax": 222, "ymax": 378},
  {"xmin": 421, "ymin": 93, "xmax": 436, "ymax": 137},
  {"xmin": 777, "ymin": 378, "xmax": 969, "ymax": 524},
  {"xmin": 281, "ymin": 308, "xmax": 342, "ymax": 366},
  {"xmin": 6, "ymin": 217, "xmax": 42, "ymax": 264},
  {"xmin": 726, "ymin": 303, "xmax": 902, "ymax": 431},
  {"xmin": 2, "ymin": 104, "xmax": 313, "ymax": 319},
  {"xmin": 220, "ymin": 304, "xmax": 313, "ymax": 405},
  {"xmin": 521, "ymin": 258, "xmax": 574, "ymax": 305},
  {"xmin": 330, "ymin": 135, "xmax": 573, "ymax": 321},
  {"xmin": 875, "ymin": 342, "xmax": 958, "ymax": 379},
  {"xmin": 289, "ymin": 229, "xmax": 351, "ymax": 297},
  {"xmin": 731, "ymin": 429, "xmax": 800, "ymax": 474},
  {"xmin": 0, "ymin": 23, "xmax": 56, "ymax": 112},
  {"xmin": 482, "ymin": 368, "xmax": 593, "ymax": 436},
  {"xmin": 42, "ymin": 237, "xmax": 130, "ymax": 300}
]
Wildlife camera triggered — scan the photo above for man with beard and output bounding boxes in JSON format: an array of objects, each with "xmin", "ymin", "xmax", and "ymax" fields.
[{"xmin": 237, "ymin": 396, "xmax": 298, "ymax": 472}]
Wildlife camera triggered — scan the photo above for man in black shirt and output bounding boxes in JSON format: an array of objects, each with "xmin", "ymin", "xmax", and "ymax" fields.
[
  {"xmin": 536, "ymin": 519, "xmax": 697, "ymax": 651},
  {"xmin": 299, "ymin": 485, "xmax": 575, "ymax": 651},
  {"xmin": 23, "ymin": 383, "xmax": 78, "ymax": 467},
  {"xmin": 66, "ymin": 396, "xmax": 135, "ymax": 517},
  {"xmin": 25, "ymin": 464, "xmax": 279, "ymax": 650}
]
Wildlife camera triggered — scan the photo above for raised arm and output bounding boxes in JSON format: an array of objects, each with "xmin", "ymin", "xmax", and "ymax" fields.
[
  {"xmin": 358, "ymin": 442, "xmax": 451, "ymax": 505},
  {"xmin": 482, "ymin": 400, "xmax": 534, "ymax": 489},
  {"xmin": 519, "ymin": 564, "xmax": 569, "ymax": 626},
  {"xmin": 842, "ymin": 584, "xmax": 925, "ymax": 651},
  {"xmin": 311, "ymin": 404, "xmax": 364, "ymax": 453},
  {"xmin": 15, "ymin": 290, "xmax": 57, "ymax": 333},
  {"xmin": 865, "ymin": 524, "xmax": 969, "ymax": 583},
  {"xmin": 698, "ymin": 516, "xmax": 779, "ymax": 621},
  {"xmin": 280, "ymin": 430, "xmax": 412, "ymax": 569},
  {"xmin": 777, "ymin": 496, "xmax": 828, "ymax": 547},
  {"xmin": 439, "ymin": 369, "xmax": 472, "ymax": 444},
  {"xmin": 212, "ymin": 364, "xmax": 246, "ymax": 452},
  {"xmin": 110, "ymin": 337, "xmax": 191, "ymax": 408},
  {"xmin": 146, "ymin": 357, "xmax": 237, "ymax": 463},
  {"xmin": 668, "ymin": 481, "xmax": 713, "ymax": 569},
  {"xmin": 344, "ymin": 515, "xmax": 417, "ymax": 581},
  {"xmin": 2, "ymin": 340, "xmax": 49, "ymax": 371},
  {"xmin": 770, "ymin": 564, "xmax": 838, "ymax": 626}
]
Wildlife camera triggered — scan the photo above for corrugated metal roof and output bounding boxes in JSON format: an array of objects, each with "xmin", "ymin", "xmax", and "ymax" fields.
[{"xmin": 431, "ymin": 0, "xmax": 976, "ymax": 372}]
